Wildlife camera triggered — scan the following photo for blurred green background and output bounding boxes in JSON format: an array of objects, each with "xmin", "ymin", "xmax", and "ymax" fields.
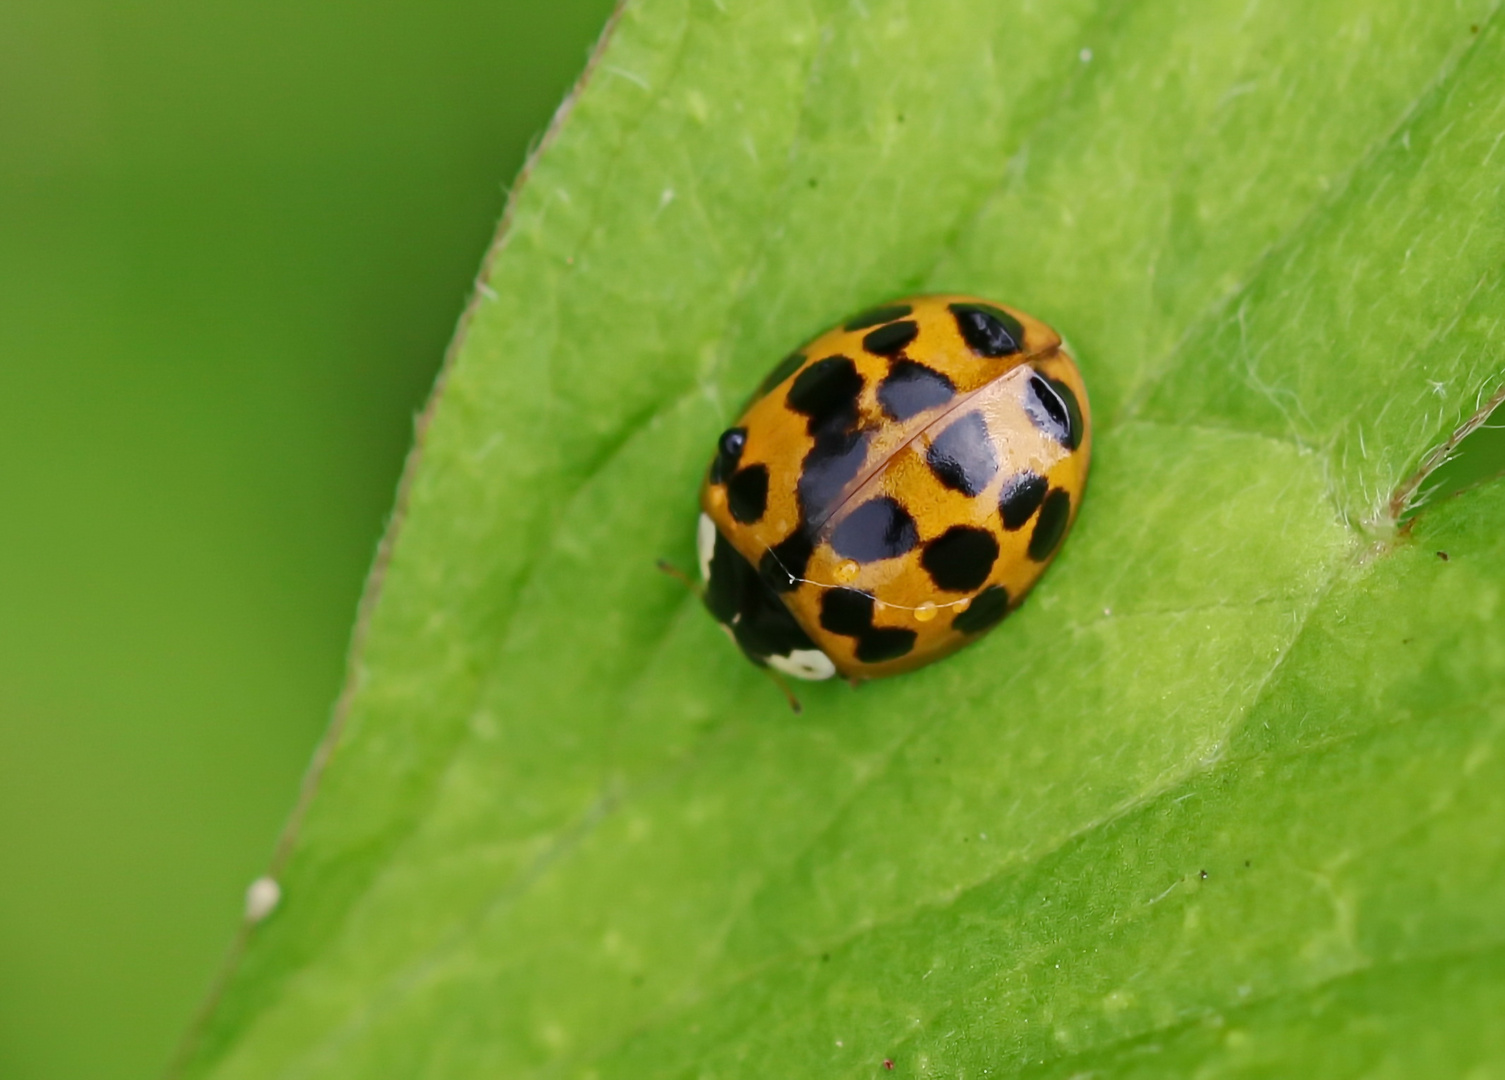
[{"xmin": 0, "ymin": 2, "xmax": 616, "ymax": 1077}]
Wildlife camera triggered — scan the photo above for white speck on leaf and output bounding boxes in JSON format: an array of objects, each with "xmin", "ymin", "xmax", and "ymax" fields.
[{"xmin": 245, "ymin": 877, "xmax": 281, "ymax": 923}]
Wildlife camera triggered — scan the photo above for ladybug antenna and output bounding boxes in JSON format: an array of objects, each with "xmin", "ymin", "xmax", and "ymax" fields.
[
  {"xmin": 763, "ymin": 668, "xmax": 803, "ymax": 714},
  {"xmin": 656, "ymin": 558, "xmax": 703, "ymax": 599}
]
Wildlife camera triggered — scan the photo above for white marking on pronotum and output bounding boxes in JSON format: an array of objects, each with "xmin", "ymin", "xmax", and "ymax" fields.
[
  {"xmin": 696, "ymin": 512, "xmax": 717, "ymax": 583},
  {"xmin": 767, "ymin": 648, "xmax": 837, "ymax": 681},
  {"xmin": 245, "ymin": 876, "xmax": 281, "ymax": 923}
]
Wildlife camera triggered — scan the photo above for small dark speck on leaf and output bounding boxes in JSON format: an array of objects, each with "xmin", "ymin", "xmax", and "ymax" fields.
[
  {"xmin": 1472, "ymin": 23, "xmax": 1480, "ymax": 32},
  {"xmin": 1244, "ymin": 859, "xmax": 1252, "ymax": 868},
  {"xmin": 808, "ymin": 178, "xmax": 818, "ymax": 188},
  {"xmin": 1199, "ymin": 869, "xmax": 1208, "ymax": 880},
  {"xmin": 821, "ymin": 952, "xmax": 830, "ymax": 962},
  {"xmin": 884, "ymin": 1060, "xmax": 895, "ymax": 1071},
  {"xmin": 1403, "ymin": 637, "xmax": 1414, "ymax": 645},
  {"xmin": 1437, "ymin": 550, "xmax": 1450, "ymax": 561}
]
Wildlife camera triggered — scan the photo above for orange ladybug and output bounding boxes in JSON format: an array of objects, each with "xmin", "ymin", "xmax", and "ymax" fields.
[{"xmin": 696, "ymin": 295, "xmax": 1091, "ymax": 692}]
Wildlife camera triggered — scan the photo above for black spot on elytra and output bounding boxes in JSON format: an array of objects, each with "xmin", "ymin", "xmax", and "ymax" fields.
[
  {"xmin": 726, "ymin": 465, "xmax": 769, "ymax": 524},
  {"xmin": 709, "ymin": 427, "xmax": 746, "ymax": 484},
  {"xmin": 818, "ymin": 587, "xmax": 917, "ymax": 664},
  {"xmin": 952, "ymin": 585, "xmax": 1010, "ymax": 634},
  {"xmin": 1027, "ymin": 488, "xmax": 1072, "ymax": 562},
  {"xmin": 877, "ymin": 359, "xmax": 955, "ymax": 421},
  {"xmin": 704, "ymin": 529, "xmax": 819, "ymax": 666},
  {"xmin": 857, "ymin": 628, "xmax": 917, "ymax": 663},
  {"xmin": 797, "ymin": 428, "xmax": 870, "ymax": 527},
  {"xmin": 755, "ymin": 352, "xmax": 806, "ymax": 398},
  {"xmin": 1024, "ymin": 372, "xmax": 1083, "ymax": 450},
  {"xmin": 925, "ymin": 412, "xmax": 998, "ymax": 497},
  {"xmin": 759, "ymin": 530, "xmax": 814, "ymax": 593},
  {"xmin": 844, "ymin": 304, "xmax": 912, "ymax": 331},
  {"xmin": 820, "ymin": 588, "xmax": 874, "ymax": 636},
  {"xmin": 863, "ymin": 320, "xmax": 919, "ymax": 356},
  {"xmin": 787, "ymin": 355, "xmax": 863, "ymax": 435},
  {"xmin": 998, "ymin": 470, "xmax": 1047, "ymax": 530},
  {"xmin": 921, "ymin": 526, "xmax": 999, "ymax": 592},
  {"xmin": 950, "ymin": 302, "xmax": 1025, "ymax": 357},
  {"xmin": 762, "ymin": 356, "xmax": 870, "ymax": 598},
  {"xmin": 830, "ymin": 497, "xmax": 919, "ymax": 563}
]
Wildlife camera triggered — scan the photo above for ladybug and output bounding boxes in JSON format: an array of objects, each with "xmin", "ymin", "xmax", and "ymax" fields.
[{"xmin": 693, "ymin": 294, "xmax": 1091, "ymax": 697}]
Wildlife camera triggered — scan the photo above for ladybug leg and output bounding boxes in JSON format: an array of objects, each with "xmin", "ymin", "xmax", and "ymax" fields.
[
  {"xmin": 656, "ymin": 558, "xmax": 704, "ymax": 599},
  {"xmin": 844, "ymin": 674, "xmax": 864, "ymax": 690},
  {"xmin": 761, "ymin": 667, "xmax": 804, "ymax": 715},
  {"xmin": 660, "ymin": 557, "xmax": 800, "ymax": 712}
]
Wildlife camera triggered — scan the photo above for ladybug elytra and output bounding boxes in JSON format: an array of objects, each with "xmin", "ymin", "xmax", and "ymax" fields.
[{"xmin": 694, "ymin": 294, "xmax": 1091, "ymax": 696}]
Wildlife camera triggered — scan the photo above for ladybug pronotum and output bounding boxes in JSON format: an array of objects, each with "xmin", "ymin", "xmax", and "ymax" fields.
[{"xmin": 696, "ymin": 294, "xmax": 1091, "ymax": 689}]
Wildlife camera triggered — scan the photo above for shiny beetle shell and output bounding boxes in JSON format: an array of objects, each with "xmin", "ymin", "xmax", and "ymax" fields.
[{"xmin": 697, "ymin": 294, "xmax": 1091, "ymax": 682}]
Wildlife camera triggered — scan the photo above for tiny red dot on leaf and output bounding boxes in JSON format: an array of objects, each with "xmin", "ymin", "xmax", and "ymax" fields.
[{"xmin": 884, "ymin": 1060, "xmax": 894, "ymax": 1070}]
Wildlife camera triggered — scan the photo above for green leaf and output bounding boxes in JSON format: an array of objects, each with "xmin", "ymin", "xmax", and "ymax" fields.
[{"xmin": 176, "ymin": 1, "xmax": 1505, "ymax": 1077}]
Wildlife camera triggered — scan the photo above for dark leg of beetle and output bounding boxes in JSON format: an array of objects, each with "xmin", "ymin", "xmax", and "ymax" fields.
[{"xmin": 763, "ymin": 667, "xmax": 803, "ymax": 714}]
